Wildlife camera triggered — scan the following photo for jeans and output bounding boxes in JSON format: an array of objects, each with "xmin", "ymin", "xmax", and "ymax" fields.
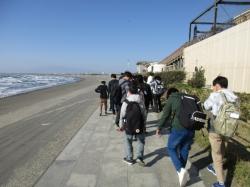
[
  {"xmin": 124, "ymin": 133, "xmax": 145, "ymax": 160},
  {"xmin": 167, "ymin": 129, "xmax": 194, "ymax": 172}
]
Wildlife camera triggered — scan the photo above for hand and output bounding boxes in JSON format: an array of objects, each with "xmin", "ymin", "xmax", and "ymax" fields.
[{"xmin": 155, "ymin": 129, "xmax": 161, "ymax": 137}]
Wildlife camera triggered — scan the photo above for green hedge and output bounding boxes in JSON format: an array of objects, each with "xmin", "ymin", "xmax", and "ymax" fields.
[{"xmin": 156, "ymin": 71, "xmax": 186, "ymax": 86}]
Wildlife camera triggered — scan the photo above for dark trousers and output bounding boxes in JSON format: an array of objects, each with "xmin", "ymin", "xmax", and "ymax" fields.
[
  {"xmin": 115, "ymin": 104, "xmax": 122, "ymax": 126},
  {"xmin": 109, "ymin": 97, "xmax": 116, "ymax": 114},
  {"xmin": 153, "ymin": 94, "xmax": 162, "ymax": 112}
]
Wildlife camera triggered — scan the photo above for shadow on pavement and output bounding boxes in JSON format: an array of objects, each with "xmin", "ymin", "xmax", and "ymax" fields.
[{"xmin": 144, "ymin": 147, "xmax": 168, "ymax": 167}]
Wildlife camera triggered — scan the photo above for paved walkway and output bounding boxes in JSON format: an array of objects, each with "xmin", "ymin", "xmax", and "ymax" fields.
[{"xmin": 36, "ymin": 109, "xmax": 205, "ymax": 187}]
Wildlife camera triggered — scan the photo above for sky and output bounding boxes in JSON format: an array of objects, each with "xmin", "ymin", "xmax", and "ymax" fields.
[{"xmin": 0, "ymin": 0, "xmax": 216, "ymax": 73}]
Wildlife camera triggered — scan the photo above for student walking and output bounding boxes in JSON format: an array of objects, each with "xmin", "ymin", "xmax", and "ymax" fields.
[
  {"xmin": 119, "ymin": 84, "xmax": 147, "ymax": 166},
  {"xmin": 150, "ymin": 76, "xmax": 164, "ymax": 113},
  {"xmin": 95, "ymin": 81, "xmax": 109, "ymax": 116},
  {"xmin": 204, "ymin": 76, "xmax": 238, "ymax": 187},
  {"xmin": 108, "ymin": 74, "xmax": 119, "ymax": 115},
  {"xmin": 156, "ymin": 88, "xmax": 195, "ymax": 187},
  {"xmin": 114, "ymin": 71, "xmax": 133, "ymax": 127}
]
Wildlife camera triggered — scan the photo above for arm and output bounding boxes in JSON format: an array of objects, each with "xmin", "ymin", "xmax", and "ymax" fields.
[
  {"xmin": 119, "ymin": 101, "xmax": 128, "ymax": 128},
  {"xmin": 157, "ymin": 99, "xmax": 172, "ymax": 130},
  {"xmin": 204, "ymin": 94, "xmax": 214, "ymax": 111}
]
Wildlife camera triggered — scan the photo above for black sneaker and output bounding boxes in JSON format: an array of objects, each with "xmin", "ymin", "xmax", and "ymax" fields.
[
  {"xmin": 136, "ymin": 158, "xmax": 145, "ymax": 167},
  {"xmin": 123, "ymin": 158, "xmax": 134, "ymax": 165}
]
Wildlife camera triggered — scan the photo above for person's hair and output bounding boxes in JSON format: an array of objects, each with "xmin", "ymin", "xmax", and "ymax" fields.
[
  {"xmin": 136, "ymin": 75, "xmax": 144, "ymax": 84},
  {"xmin": 212, "ymin": 76, "xmax": 228, "ymax": 88},
  {"xmin": 149, "ymin": 72, "xmax": 154, "ymax": 76},
  {"xmin": 124, "ymin": 71, "xmax": 133, "ymax": 79},
  {"xmin": 101, "ymin": 81, "xmax": 106, "ymax": 85},
  {"xmin": 111, "ymin": 74, "xmax": 116, "ymax": 78},
  {"xmin": 166, "ymin": 87, "xmax": 179, "ymax": 99},
  {"xmin": 143, "ymin": 76, "xmax": 148, "ymax": 82},
  {"xmin": 154, "ymin": 75, "xmax": 161, "ymax": 81},
  {"xmin": 128, "ymin": 84, "xmax": 138, "ymax": 94}
]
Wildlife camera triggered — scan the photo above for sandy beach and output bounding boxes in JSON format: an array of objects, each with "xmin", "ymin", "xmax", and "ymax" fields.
[{"xmin": 0, "ymin": 75, "xmax": 107, "ymax": 187}]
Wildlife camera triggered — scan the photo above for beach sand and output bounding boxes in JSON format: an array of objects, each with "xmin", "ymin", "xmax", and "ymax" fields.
[{"xmin": 0, "ymin": 75, "xmax": 108, "ymax": 187}]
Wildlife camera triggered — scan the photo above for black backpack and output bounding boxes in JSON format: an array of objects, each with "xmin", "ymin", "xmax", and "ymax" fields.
[
  {"xmin": 123, "ymin": 100, "xmax": 145, "ymax": 135},
  {"xmin": 178, "ymin": 94, "xmax": 207, "ymax": 130}
]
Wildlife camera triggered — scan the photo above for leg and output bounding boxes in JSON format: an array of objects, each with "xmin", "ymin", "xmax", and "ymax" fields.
[
  {"xmin": 158, "ymin": 95, "xmax": 162, "ymax": 112},
  {"xmin": 110, "ymin": 98, "xmax": 115, "ymax": 114},
  {"xmin": 136, "ymin": 133, "xmax": 145, "ymax": 159},
  {"xmin": 153, "ymin": 95, "xmax": 158, "ymax": 112},
  {"xmin": 179, "ymin": 130, "xmax": 195, "ymax": 167},
  {"xmin": 104, "ymin": 99, "xmax": 108, "ymax": 113},
  {"xmin": 209, "ymin": 132, "xmax": 225, "ymax": 184},
  {"xmin": 124, "ymin": 133, "xmax": 133, "ymax": 160},
  {"xmin": 100, "ymin": 99, "xmax": 103, "ymax": 115},
  {"xmin": 167, "ymin": 130, "xmax": 187, "ymax": 172},
  {"xmin": 115, "ymin": 104, "xmax": 121, "ymax": 126}
]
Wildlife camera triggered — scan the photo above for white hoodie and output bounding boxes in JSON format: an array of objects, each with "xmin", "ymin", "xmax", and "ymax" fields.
[
  {"xmin": 204, "ymin": 89, "xmax": 238, "ymax": 116},
  {"xmin": 119, "ymin": 94, "xmax": 147, "ymax": 127}
]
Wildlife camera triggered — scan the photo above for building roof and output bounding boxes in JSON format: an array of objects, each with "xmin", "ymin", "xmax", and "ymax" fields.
[{"xmin": 159, "ymin": 42, "xmax": 189, "ymax": 65}]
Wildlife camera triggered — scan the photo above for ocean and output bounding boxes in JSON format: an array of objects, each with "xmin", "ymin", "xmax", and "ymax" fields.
[{"xmin": 0, "ymin": 73, "xmax": 80, "ymax": 98}]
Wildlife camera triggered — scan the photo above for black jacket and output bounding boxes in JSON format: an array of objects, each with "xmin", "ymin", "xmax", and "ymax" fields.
[
  {"xmin": 108, "ymin": 79, "xmax": 119, "ymax": 97},
  {"xmin": 95, "ymin": 85, "xmax": 109, "ymax": 99}
]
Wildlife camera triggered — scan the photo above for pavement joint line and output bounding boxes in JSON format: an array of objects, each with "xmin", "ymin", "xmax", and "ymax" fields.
[{"xmin": 36, "ymin": 108, "xmax": 207, "ymax": 187}]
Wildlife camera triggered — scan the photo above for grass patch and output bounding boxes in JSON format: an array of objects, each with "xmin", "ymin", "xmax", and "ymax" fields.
[{"xmin": 234, "ymin": 161, "xmax": 250, "ymax": 187}]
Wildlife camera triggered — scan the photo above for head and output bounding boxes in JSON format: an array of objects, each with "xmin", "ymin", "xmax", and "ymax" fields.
[
  {"xmin": 154, "ymin": 76, "xmax": 161, "ymax": 81},
  {"xmin": 136, "ymin": 74, "xmax": 144, "ymax": 84},
  {"xmin": 212, "ymin": 76, "xmax": 228, "ymax": 92},
  {"xmin": 123, "ymin": 71, "xmax": 133, "ymax": 81},
  {"xmin": 166, "ymin": 87, "xmax": 179, "ymax": 99},
  {"xmin": 111, "ymin": 74, "xmax": 117, "ymax": 79},
  {"xmin": 101, "ymin": 81, "xmax": 106, "ymax": 85},
  {"xmin": 128, "ymin": 84, "xmax": 138, "ymax": 96},
  {"xmin": 143, "ymin": 76, "xmax": 148, "ymax": 82}
]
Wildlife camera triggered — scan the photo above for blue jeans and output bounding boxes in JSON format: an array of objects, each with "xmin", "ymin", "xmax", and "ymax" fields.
[
  {"xmin": 124, "ymin": 133, "xmax": 145, "ymax": 160},
  {"xmin": 167, "ymin": 129, "xmax": 194, "ymax": 172}
]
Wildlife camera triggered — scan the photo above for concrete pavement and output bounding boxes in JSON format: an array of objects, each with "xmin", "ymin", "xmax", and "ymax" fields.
[{"xmin": 36, "ymin": 109, "xmax": 206, "ymax": 187}]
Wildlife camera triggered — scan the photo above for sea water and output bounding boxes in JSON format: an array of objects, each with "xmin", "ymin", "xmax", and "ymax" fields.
[{"xmin": 0, "ymin": 73, "xmax": 80, "ymax": 98}]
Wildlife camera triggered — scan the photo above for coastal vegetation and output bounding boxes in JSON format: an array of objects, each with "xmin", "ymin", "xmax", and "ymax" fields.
[{"xmin": 153, "ymin": 70, "xmax": 250, "ymax": 186}]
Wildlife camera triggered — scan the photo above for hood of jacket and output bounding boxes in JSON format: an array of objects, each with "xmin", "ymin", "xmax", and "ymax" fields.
[
  {"xmin": 221, "ymin": 89, "xmax": 238, "ymax": 102},
  {"xmin": 126, "ymin": 94, "xmax": 141, "ymax": 103}
]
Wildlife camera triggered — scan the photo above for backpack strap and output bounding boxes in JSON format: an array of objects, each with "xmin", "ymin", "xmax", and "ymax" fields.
[
  {"xmin": 220, "ymin": 92, "xmax": 229, "ymax": 104},
  {"xmin": 124, "ymin": 99, "xmax": 130, "ymax": 104}
]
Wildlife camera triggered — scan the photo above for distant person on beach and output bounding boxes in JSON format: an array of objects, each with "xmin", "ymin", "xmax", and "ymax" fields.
[
  {"xmin": 204, "ymin": 76, "xmax": 238, "ymax": 187},
  {"xmin": 108, "ymin": 74, "xmax": 119, "ymax": 115},
  {"xmin": 95, "ymin": 81, "xmax": 109, "ymax": 116},
  {"xmin": 113, "ymin": 71, "xmax": 133, "ymax": 127},
  {"xmin": 119, "ymin": 84, "xmax": 146, "ymax": 166},
  {"xmin": 156, "ymin": 88, "xmax": 195, "ymax": 187},
  {"xmin": 150, "ymin": 76, "xmax": 164, "ymax": 113}
]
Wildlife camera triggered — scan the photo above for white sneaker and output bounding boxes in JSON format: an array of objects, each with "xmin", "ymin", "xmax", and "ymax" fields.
[{"xmin": 177, "ymin": 168, "xmax": 188, "ymax": 187}]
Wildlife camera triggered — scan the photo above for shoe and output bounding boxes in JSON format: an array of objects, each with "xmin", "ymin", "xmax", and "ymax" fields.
[
  {"xmin": 212, "ymin": 182, "xmax": 225, "ymax": 187},
  {"xmin": 100, "ymin": 113, "xmax": 102, "ymax": 116},
  {"xmin": 207, "ymin": 164, "xmax": 216, "ymax": 176},
  {"xmin": 136, "ymin": 158, "xmax": 145, "ymax": 167},
  {"xmin": 177, "ymin": 168, "xmax": 188, "ymax": 187},
  {"xmin": 123, "ymin": 158, "xmax": 134, "ymax": 165}
]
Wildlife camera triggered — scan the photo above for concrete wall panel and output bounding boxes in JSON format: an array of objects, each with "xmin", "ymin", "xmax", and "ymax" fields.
[{"xmin": 184, "ymin": 20, "xmax": 250, "ymax": 93}]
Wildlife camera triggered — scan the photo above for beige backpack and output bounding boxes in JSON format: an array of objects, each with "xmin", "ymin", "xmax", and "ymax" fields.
[{"xmin": 214, "ymin": 93, "xmax": 240, "ymax": 137}]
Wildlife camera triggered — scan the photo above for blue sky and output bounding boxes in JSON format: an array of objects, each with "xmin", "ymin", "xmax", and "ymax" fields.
[{"xmin": 0, "ymin": 0, "xmax": 214, "ymax": 73}]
